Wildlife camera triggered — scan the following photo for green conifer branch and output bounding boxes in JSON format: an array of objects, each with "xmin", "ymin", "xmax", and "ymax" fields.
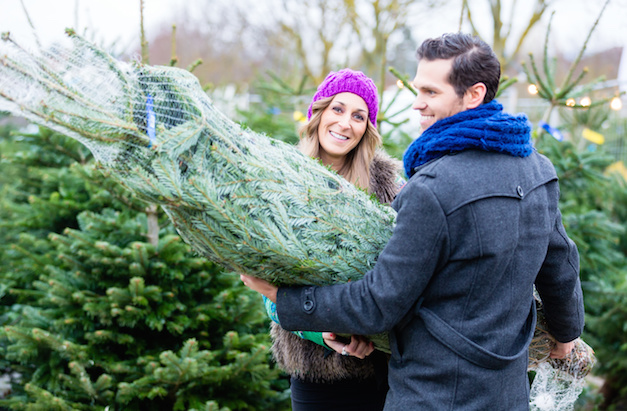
[{"xmin": 527, "ymin": 53, "xmax": 553, "ymax": 101}]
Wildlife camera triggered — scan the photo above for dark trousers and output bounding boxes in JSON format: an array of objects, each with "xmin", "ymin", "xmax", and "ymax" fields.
[{"xmin": 290, "ymin": 374, "xmax": 388, "ymax": 411}]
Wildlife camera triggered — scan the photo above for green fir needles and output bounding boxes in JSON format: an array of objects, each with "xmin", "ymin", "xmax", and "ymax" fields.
[{"xmin": 0, "ymin": 30, "xmax": 395, "ymax": 288}]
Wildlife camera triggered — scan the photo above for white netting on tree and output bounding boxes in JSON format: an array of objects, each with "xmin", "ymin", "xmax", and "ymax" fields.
[
  {"xmin": 0, "ymin": 31, "xmax": 596, "ymax": 403},
  {"xmin": 528, "ymin": 296, "xmax": 596, "ymax": 410},
  {"xmin": 529, "ymin": 361, "xmax": 588, "ymax": 411},
  {"xmin": 0, "ymin": 29, "xmax": 396, "ymax": 289}
]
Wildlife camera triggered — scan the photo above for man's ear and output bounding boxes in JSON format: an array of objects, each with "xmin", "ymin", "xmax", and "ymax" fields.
[{"xmin": 464, "ymin": 82, "xmax": 487, "ymax": 109}]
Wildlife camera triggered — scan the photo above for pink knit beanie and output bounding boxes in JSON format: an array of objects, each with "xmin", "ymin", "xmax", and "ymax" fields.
[{"xmin": 307, "ymin": 69, "xmax": 379, "ymax": 128}]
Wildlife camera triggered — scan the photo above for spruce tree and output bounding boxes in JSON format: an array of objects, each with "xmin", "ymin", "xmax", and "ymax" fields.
[
  {"xmin": 534, "ymin": 133, "xmax": 627, "ymax": 408},
  {"xmin": 0, "ymin": 126, "xmax": 289, "ymax": 410},
  {"xmin": 520, "ymin": 6, "xmax": 627, "ymax": 404}
]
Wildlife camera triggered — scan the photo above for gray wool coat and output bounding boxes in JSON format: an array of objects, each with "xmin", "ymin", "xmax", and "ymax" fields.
[{"xmin": 277, "ymin": 149, "xmax": 584, "ymax": 411}]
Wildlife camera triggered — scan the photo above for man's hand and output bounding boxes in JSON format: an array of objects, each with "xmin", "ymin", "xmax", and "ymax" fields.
[
  {"xmin": 240, "ymin": 274, "xmax": 278, "ymax": 303},
  {"xmin": 550, "ymin": 340, "xmax": 575, "ymax": 359},
  {"xmin": 322, "ymin": 333, "xmax": 375, "ymax": 359}
]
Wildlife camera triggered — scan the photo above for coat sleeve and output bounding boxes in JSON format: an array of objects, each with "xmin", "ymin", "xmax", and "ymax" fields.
[
  {"xmin": 276, "ymin": 180, "xmax": 448, "ymax": 335},
  {"xmin": 263, "ymin": 295, "xmax": 331, "ymax": 348},
  {"xmin": 534, "ymin": 208, "xmax": 585, "ymax": 343}
]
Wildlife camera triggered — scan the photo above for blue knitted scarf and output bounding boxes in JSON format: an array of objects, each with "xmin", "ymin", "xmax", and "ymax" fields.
[{"xmin": 403, "ymin": 100, "xmax": 533, "ymax": 178}]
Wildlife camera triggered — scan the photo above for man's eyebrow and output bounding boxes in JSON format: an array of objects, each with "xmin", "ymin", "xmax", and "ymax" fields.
[{"xmin": 416, "ymin": 83, "xmax": 441, "ymax": 91}]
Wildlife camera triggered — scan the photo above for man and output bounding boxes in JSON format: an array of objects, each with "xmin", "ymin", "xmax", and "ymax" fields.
[{"xmin": 242, "ymin": 32, "xmax": 584, "ymax": 410}]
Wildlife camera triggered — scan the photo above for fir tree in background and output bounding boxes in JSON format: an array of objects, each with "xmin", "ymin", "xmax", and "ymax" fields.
[
  {"xmin": 520, "ymin": 12, "xmax": 627, "ymax": 403},
  {"xmin": 0, "ymin": 125, "xmax": 289, "ymax": 410},
  {"xmin": 0, "ymin": 124, "xmax": 96, "ymax": 335},
  {"xmin": 534, "ymin": 132, "xmax": 627, "ymax": 408}
]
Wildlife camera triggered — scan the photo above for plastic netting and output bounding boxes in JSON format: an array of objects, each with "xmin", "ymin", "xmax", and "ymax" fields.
[
  {"xmin": 0, "ymin": 30, "xmax": 397, "ymax": 288},
  {"xmin": 528, "ymin": 295, "xmax": 596, "ymax": 409},
  {"xmin": 529, "ymin": 361, "xmax": 589, "ymax": 411},
  {"xmin": 0, "ymin": 31, "xmax": 596, "ymax": 405},
  {"xmin": 0, "ymin": 29, "xmax": 395, "ymax": 353},
  {"xmin": 0, "ymin": 31, "xmax": 217, "ymax": 168}
]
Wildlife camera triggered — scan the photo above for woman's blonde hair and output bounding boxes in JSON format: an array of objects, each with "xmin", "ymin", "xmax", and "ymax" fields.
[{"xmin": 298, "ymin": 95, "xmax": 382, "ymax": 190}]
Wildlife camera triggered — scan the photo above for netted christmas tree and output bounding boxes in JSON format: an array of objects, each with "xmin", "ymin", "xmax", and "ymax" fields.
[
  {"xmin": 0, "ymin": 126, "xmax": 290, "ymax": 410},
  {"xmin": 0, "ymin": 29, "xmax": 396, "ymax": 290}
]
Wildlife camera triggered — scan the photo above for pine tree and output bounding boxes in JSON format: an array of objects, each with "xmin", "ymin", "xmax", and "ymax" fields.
[
  {"xmin": 0, "ymin": 30, "xmax": 396, "ymax": 290},
  {"xmin": 541, "ymin": 134, "xmax": 627, "ymax": 407},
  {"xmin": 0, "ymin": 126, "xmax": 289, "ymax": 410},
  {"xmin": 533, "ymin": 133, "xmax": 627, "ymax": 408},
  {"xmin": 518, "ymin": 3, "xmax": 627, "ymax": 403}
]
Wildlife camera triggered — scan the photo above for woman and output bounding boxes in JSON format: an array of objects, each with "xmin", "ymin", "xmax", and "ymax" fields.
[{"xmin": 258, "ymin": 69, "xmax": 403, "ymax": 411}]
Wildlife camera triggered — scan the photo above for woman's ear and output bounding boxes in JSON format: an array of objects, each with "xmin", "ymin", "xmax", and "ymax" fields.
[{"xmin": 464, "ymin": 82, "xmax": 487, "ymax": 109}]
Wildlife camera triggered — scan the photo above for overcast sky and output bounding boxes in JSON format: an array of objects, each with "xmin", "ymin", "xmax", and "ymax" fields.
[{"xmin": 1, "ymin": 0, "xmax": 626, "ymax": 60}]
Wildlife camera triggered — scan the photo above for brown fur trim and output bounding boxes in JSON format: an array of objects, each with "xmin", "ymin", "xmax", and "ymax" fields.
[
  {"xmin": 369, "ymin": 150, "xmax": 404, "ymax": 204},
  {"xmin": 270, "ymin": 323, "xmax": 378, "ymax": 382}
]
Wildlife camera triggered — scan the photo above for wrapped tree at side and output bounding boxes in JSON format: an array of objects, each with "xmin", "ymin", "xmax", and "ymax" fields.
[{"xmin": 0, "ymin": 30, "xmax": 395, "ymax": 289}]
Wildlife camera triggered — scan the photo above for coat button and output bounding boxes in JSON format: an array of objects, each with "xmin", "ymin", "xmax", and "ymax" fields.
[
  {"xmin": 303, "ymin": 286, "xmax": 315, "ymax": 313},
  {"xmin": 516, "ymin": 186, "xmax": 524, "ymax": 197}
]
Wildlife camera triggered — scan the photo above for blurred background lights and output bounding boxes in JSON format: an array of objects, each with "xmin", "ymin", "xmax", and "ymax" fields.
[
  {"xmin": 566, "ymin": 98, "xmax": 576, "ymax": 107},
  {"xmin": 292, "ymin": 111, "xmax": 306, "ymax": 122},
  {"xmin": 579, "ymin": 96, "xmax": 591, "ymax": 107},
  {"xmin": 610, "ymin": 96, "xmax": 622, "ymax": 111},
  {"xmin": 528, "ymin": 84, "xmax": 539, "ymax": 95}
]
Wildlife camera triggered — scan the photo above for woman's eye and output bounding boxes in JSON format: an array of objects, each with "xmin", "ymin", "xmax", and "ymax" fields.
[
  {"xmin": 332, "ymin": 106, "xmax": 343, "ymax": 113},
  {"xmin": 353, "ymin": 114, "xmax": 365, "ymax": 121}
]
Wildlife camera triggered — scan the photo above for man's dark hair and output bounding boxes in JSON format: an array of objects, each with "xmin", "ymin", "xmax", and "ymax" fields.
[{"xmin": 416, "ymin": 32, "xmax": 501, "ymax": 104}]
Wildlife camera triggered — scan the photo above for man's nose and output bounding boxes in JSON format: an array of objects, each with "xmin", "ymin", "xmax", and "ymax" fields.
[{"xmin": 412, "ymin": 95, "xmax": 426, "ymax": 110}]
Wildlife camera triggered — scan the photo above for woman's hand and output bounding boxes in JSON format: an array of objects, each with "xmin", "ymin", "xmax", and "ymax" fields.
[
  {"xmin": 322, "ymin": 333, "xmax": 375, "ymax": 359},
  {"xmin": 550, "ymin": 340, "xmax": 575, "ymax": 359},
  {"xmin": 240, "ymin": 274, "xmax": 278, "ymax": 303}
]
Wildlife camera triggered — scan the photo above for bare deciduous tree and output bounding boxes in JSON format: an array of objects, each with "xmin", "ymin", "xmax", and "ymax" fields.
[{"xmin": 460, "ymin": 0, "xmax": 552, "ymax": 72}]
